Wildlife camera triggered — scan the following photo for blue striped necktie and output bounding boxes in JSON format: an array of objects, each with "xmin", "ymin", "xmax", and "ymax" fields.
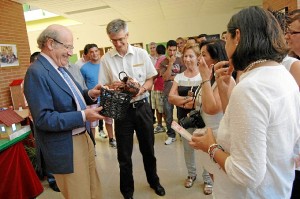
[
  {"xmin": 58, "ymin": 67, "xmax": 86, "ymax": 110},
  {"xmin": 58, "ymin": 67, "xmax": 91, "ymax": 135}
]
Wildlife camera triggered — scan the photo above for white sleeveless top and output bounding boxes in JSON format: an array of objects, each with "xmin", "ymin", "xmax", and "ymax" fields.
[
  {"xmin": 281, "ymin": 55, "xmax": 298, "ymax": 71},
  {"xmin": 195, "ymin": 82, "xmax": 223, "ymax": 136},
  {"xmin": 194, "ymin": 82, "xmax": 224, "ymax": 174}
]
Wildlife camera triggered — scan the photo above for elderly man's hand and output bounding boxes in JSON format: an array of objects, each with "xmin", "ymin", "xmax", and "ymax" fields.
[
  {"xmin": 84, "ymin": 106, "xmax": 105, "ymax": 122},
  {"xmin": 88, "ymin": 84, "xmax": 102, "ymax": 99}
]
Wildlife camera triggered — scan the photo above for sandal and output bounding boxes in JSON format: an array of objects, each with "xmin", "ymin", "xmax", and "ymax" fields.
[
  {"xmin": 203, "ymin": 183, "xmax": 213, "ymax": 195},
  {"xmin": 184, "ymin": 176, "xmax": 196, "ymax": 188}
]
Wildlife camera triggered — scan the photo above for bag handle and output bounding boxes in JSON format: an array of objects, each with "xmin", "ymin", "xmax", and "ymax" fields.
[{"xmin": 119, "ymin": 71, "xmax": 128, "ymax": 82}]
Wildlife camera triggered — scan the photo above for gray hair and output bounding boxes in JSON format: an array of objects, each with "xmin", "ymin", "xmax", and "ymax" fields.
[
  {"xmin": 106, "ymin": 19, "xmax": 128, "ymax": 34},
  {"xmin": 149, "ymin": 42, "xmax": 157, "ymax": 46},
  {"xmin": 37, "ymin": 26, "xmax": 59, "ymax": 49}
]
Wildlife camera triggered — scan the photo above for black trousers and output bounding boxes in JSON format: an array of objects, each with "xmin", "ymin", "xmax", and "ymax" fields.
[
  {"xmin": 115, "ymin": 101, "xmax": 160, "ymax": 198},
  {"xmin": 291, "ymin": 170, "xmax": 300, "ymax": 199}
]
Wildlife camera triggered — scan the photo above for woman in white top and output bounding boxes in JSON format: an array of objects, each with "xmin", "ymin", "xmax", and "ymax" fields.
[
  {"xmin": 168, "ymin": 44, "xmax": 213, "ymax": 194},
  {"xmin": 190, "ymin": 6, "xmax": 300, "ymax": 199}
]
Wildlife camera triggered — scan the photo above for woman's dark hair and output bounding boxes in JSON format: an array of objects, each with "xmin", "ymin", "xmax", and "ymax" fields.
[
  {"xmin": 156, "ymin": 44, "xmax": 166, "ymax": 55},
  {"xmin": 227, "ymin": 6, "xmax": 288, "ymax": 71},
  {"xmin": 200, "ymin": 39, "xmax": 229, "ymax": 82},
  {"xmin": 200, "ymin": 39, "xmax": 228, "ymax": 62}
]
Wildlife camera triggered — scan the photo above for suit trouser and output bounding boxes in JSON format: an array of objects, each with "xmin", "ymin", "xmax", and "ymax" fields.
[
  {"xmin": 53, "ymin": 132, "xmax": 101, "ymax": 199},
  {"xmin": 115, "ymin": 101, "xmax": 160, "ymax": 198}
]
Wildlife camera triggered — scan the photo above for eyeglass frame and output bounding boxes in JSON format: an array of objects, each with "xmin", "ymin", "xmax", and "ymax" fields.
[
  {"xmin": 49, "ymin": 37, "xmax": 74, "ymax": 50},
  {"xmin": 285, "ymin": 28, "xmax": 300, "ymax": 35},
  {"xmin": 109, "ymin": 33, "xmax": 128, "ymax": 44}
]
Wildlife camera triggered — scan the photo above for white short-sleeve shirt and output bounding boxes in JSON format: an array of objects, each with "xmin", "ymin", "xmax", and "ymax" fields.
[{"xmin": 99, "ymin": 44, "xmax": 157, "ymax": 101}]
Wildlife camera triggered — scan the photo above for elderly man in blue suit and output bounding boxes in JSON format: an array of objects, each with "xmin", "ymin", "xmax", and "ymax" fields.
[{"xmin": 24, "ymin": 24, "xmax": 104, "ymax": 199}]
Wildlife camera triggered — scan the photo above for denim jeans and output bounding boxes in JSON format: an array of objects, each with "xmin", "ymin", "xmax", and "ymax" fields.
[
  {"xmin": 182, "ymin": 127, "xmax": 213, "ymax": 185},
  {"xmin": 163, "ymin": 95, "xmax": 175, "ymax": 138}
]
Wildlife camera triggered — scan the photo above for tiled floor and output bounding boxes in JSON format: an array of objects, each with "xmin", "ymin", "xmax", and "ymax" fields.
[{"xmin": 37, "ymin": 127, "xmax": 214, "ymax": 199}]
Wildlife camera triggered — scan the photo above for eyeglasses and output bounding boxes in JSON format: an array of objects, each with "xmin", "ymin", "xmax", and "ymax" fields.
[
  {"xmin": 285, "ymin": 28, "xmax": 300, "ymax": 35},
  {"xmin": 110, "ymin": 34, "xmax": 128, "ymax": 44},
  {"xmin": 49, "ymin": 37, "xmax": 74, "ymax": 50}
]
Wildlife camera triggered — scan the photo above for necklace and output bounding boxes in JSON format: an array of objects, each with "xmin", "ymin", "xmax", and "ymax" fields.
[{"xmin": 244, "ymin": 59, "xmax": 268, "ymax": 73}]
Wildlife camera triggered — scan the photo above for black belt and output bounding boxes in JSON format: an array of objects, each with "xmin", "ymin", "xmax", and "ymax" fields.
[
  {"xmin": 131, "ymin": 98, "xmax": 147, "ymax": 108},
  {"xmin": 73, "ymin": 130, "xmax": 86, "ymax": 136}
]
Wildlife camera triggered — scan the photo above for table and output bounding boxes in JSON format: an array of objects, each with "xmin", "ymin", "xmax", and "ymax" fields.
[{"xmin": 0, "ymin": 129, "xmax": 43, "ymax": 199}]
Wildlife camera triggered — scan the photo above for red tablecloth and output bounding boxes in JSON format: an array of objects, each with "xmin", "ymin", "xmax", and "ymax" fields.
[{"xmin": 0, "ymin": 142, "xmax": 43, "ymax": 199}]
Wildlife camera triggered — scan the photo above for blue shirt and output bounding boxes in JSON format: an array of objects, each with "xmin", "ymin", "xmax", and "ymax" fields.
[{"xmin": 80, "ymin": 62, "xmax": 100, "ymax": 90}]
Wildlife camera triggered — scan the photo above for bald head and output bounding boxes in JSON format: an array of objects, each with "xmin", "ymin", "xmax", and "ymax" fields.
[
  {"xmin": 37, "ymin": 24, "xmax": 73, "ymax": 67},
  {"xmin": 37, "ymin": 24, "xmax": 72, "ymax": 50}
]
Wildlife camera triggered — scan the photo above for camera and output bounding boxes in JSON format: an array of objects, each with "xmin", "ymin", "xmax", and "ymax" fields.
[{"xmin": 179, "ymin": 110, "xmax": 206, "ymax": 129}]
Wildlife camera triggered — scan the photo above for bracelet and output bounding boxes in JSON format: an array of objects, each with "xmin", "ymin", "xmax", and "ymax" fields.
[
  {"xmin": 208, "ymin": 143, "xmax": 224, "ymax": 163},
  {"xmin": 201, "ymin": 79, "xmax": 210, "ymax": 86}
]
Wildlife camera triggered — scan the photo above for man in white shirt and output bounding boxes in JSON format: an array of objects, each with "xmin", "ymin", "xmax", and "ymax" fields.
[{"xmin": 99, "ymin": 19, "xmax": 165, "ymax": 199}]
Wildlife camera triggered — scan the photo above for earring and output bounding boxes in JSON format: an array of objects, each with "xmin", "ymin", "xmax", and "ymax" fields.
[{"xmin": 236, "ymin": 43, "xmax": 238, "ymax": 46}]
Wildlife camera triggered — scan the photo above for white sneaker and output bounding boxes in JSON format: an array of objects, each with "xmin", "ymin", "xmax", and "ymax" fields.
[
  {"xmin": 99, "ymin": 130, "xmax": 107, "ymax": 138},
  {"xmin": 165, "ymin": 137, "xmax": 176, "ymax": 145}
]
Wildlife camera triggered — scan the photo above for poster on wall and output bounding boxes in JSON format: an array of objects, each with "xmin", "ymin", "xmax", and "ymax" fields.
[
  {"xmin": 0, "ymin": 44, "xmax": 19, "ymax": 67},
  {"xmin": 131, "ymin": 43, "xmax": 143, "ymax": 49},
  {"xmin": 104, "ymin": 46, "xmax": 114, "ymax": 53}
]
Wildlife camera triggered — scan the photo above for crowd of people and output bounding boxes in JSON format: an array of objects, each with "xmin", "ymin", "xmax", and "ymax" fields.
[{"xmin": 24, "ymin": 6, "xmax": 300, "ymax": 199}]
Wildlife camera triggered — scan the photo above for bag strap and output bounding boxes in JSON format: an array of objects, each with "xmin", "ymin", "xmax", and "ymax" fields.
[
  {"xmin": 192, "ymin": 82, "xmax": 203, "ymax": 109},
  {"xmin": 119, "ymin": 71, "xmax": 128, "ymax": 82}
]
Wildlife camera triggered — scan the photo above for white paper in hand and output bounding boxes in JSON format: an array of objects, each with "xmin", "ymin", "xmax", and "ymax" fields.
[{"xmin": 171, "ymin": 121, "xmax": 192, "ymax": 141}]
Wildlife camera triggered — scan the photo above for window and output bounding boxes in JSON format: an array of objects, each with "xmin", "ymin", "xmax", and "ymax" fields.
[{"xmin": 12, "ymin": 123, "xmax": 16, "ymax": 132}]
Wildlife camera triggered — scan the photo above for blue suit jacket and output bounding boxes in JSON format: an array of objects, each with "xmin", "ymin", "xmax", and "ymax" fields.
[{"xmin": 24, "ymin": 55, "xmax": 94, "ymax": 174}]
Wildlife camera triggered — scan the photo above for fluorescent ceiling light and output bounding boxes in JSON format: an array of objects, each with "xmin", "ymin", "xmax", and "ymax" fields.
[{"xmin": 24, "ymin": 9, "xmax": 58, "ymax": 22}]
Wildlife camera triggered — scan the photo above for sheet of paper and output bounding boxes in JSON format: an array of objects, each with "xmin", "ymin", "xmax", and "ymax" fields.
[{"xmin": 171, "ymin": 121, "xmax": 192, "ymax": 141}]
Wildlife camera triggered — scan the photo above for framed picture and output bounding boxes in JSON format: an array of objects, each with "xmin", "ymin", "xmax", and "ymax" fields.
[
  {"xmin": 131, "ymin": 43, "xmax": 143, "ymax": 49},
  {"xmin": 104, "ymin": 46, "xmax": 114, "ymax": 53},
  {"xmin": 99, "ymin": 48, "xmax": 104, "ymax": 56},
  {"xmin": 278, "ymin": 7, "xmax": 288, "ymax": 14},
  {"xmin": 79, "ymin": 48, "xmax": 104, "ymax": 57},
  {"xmin": 207, "ymin": 34, "xmax": 220, "ymax": 40},
  {"xmin": 0, "ymin": 44, "xmax": 19, "ymax": 67}
]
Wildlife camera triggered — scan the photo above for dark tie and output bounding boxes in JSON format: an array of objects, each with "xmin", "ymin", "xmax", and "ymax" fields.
[{"xmin": 58, "ymin": 67, "xmax": 86, "ymax": 110}]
